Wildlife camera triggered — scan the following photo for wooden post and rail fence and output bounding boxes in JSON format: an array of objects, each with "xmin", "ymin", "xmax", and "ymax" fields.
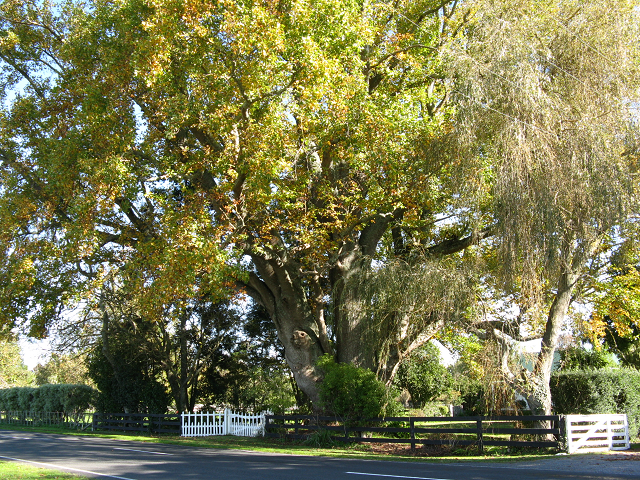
[
  {"xmin": 264, "ymin": 414, "xmax": 562, "ymax": 453},
  {"xmin": 0, "ymin": 410, "xmax": 631, "ymax": 454}
]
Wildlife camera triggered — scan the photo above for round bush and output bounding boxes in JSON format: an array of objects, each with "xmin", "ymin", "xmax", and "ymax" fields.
[{"xmin": 316, "ymin": 355, "xmax": 399, "ymax": 420}]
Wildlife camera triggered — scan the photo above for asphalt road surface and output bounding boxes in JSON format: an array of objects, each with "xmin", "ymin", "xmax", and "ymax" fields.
[{"xmin": 0, "ymin": 430, "xmax": 638, "ymax": 480}]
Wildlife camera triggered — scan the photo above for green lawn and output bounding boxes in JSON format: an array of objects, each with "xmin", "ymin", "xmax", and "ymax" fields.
[
  {"xmin": 0, "ymin": 423, "xmax": 564, "ymax": 462},
  {"xmin": 0, "ymin": 461, "xmax": 88, "ymax": 479},
  {"xmin": 1, "ymin": 422, "xmax": 638, "ymax": 467}
]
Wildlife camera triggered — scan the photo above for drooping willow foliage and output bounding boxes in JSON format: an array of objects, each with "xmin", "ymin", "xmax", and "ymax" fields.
[
  {"xmin": 338, "ymin": 256, "xmax": 478, "ymax": 381},
  {"xmin": 447, "ymin": 0, "xmax": 640, "ymax": 305}
]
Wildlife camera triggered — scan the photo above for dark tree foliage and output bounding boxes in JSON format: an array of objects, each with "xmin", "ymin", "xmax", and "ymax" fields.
[
  {"xmin": 198, "ymin": 303, "xmax": 298, "ymax": 413},
  {"xmin": 601, "ymin": 317, "xmax": 640, "ymax": 369},
  {"xmin": 87, "ymin": 326, "xmax": 170, "ymax": 414}
]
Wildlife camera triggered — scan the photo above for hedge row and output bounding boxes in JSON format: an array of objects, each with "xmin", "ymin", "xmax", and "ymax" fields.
[
  {"xmin": 551, "ymin": 369, "xmax": 640, "ymax": 438},
  {"xmin": 0, "ymin": 384, "xmax": 96, "ymax": 414}
]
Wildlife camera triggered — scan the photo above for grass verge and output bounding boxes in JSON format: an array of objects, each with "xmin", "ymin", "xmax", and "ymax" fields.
[
  {"xmin": 0, "ymin": 423, "xmax": 569, "ymax": 463},
  {"xmin": 0, "ymin": 460, "xmax": 89, "ymax": 479}
]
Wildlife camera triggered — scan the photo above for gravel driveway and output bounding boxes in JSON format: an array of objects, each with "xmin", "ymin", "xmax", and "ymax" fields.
[{"xmin": 499, "ymin": 451, "xmax": 640, "ymax": 478}]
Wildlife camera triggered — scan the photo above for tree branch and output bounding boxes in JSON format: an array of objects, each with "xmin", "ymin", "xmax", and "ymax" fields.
[{"xmin": 427, "ymin": 225, "xmax": 495, "ymax": 256}]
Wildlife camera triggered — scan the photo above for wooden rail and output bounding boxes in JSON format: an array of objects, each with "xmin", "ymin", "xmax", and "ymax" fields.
[
  {"xmin": 92, "ymin": 413, "xmax": 181, "ymax": 434},
  {"xmin": 265, "ymin": 415, "xmax": 562, "ymax": 453}
]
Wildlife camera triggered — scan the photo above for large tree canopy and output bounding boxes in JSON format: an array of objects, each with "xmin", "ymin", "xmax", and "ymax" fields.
[
  {"xmin": 0, "ymin": 0, "xmax": 487, "ymax": 405},
  {"xmin": 0, "ymin": 0, "xmax": 637, "ymax": 409}
]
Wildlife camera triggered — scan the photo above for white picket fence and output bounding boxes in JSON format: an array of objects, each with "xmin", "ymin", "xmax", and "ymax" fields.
[
  {"xmin": 566, "ymin": 414, "xmax": 630, "ymax": 454},
  {"xmin": 181, "ymin": 409, "xmax": 267, "ymax": 437}
]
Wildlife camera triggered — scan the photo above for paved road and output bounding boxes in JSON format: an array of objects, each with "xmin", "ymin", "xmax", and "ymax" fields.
[{"xmin": 0, "ymin": 431, "xmax": 637, "ymax": 480}]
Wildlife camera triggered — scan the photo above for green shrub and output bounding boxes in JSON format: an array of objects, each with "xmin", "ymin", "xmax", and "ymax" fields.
[
  {"xmin": 558, "ymin": 346, "xmax": 618, "ymax": 370},
  {"xmin": 303, "ymin": 428, "xmax": 337, "ymax": 447},
  {"xmin": 30, "ymin": 388, "xmax": 45, "ymax": 412},
  {"xmin": 58, "ymin": 384, "xmax": 95, "ymax": 414},
  {"xmin": 316, "ymin": 355, "xmax": 400, "ymax": 422},
  {"xmin": 456, "ymin": 379, "xmax": 486, "ymax": 416},
  {"xmin": 551, "ymin": 369, "xmax": 640, "ymax": 438},
  {"xmin": 1, "ymin": 388, "xmax": 20, "ymax": 411},
  {"xmin": 39, "ymin": 384, "xmax": 64, "ymax": 412},
  {"xmin": 421, "ymin": 402, "xmax": 451, "ymax": 417},
  {"xmin": 395, "ymin": 343, "xmax": 453, "ymax": 408}
]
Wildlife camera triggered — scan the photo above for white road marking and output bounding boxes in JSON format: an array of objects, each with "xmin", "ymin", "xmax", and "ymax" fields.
[
  {"xmin": 0, "ymin": 455, "xmax": 138, "ymax": 480},
  {"xmin": 113, "ymin": 447, "xmax": 173, "ymax": 456},
  {"xmin": 346, "ymin": 473, "xmax": 452, "ymax": 480}
]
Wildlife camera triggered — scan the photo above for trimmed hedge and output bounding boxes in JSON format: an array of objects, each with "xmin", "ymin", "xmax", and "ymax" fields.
[
  {"xmin": 551, "ymin": 369, "xmax": 640, "ymax": 438},
  {"xmin": 0, "ymin": 384, "xmax": 96, "ymax": 414}
]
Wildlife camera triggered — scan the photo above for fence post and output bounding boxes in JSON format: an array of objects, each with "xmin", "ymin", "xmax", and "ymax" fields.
[
  {"xmin": 224, "ymin": 408, "xmax": 230, "ymax": 435},
  {"xmin": 410, "ymin": 418, "xmax": 416, "ymax": 451},
  {"xmin": 476, "ymin": 417, "xmax": 484, "ymax": 455},
  {"xmin": 262, "ymin": 413, "xmax": 268, "ymax": 437},
  {"xmin": 558, "ymin": 415, "xmax": 566, "ymax": 452}
]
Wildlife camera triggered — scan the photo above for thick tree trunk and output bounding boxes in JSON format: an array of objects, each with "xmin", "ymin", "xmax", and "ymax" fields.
[
  {"xmin": 274, "ymin": 303, "xmax": 326, "ymax": 406},
  {"xmin": 522, "ymin": 239, "xmax": 599, "ymax": 421},
  {"xmin": 242, "ymin": 215, "xmax": 482, "ymax": 408},
  {"xmin": 243, "ymin": 257, "xmax": 329, "ymax": 407},
  {"xmin": 242, "ymin": 216, "xmax": 395, "ymax": 408},
  {"xmin": 333, "ymin": 252, "xmax": 376, "ymax": 370}
]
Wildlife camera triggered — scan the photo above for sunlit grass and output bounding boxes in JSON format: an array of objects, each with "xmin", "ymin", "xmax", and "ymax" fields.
[
  {"xmin": 0, "ymin": 423, "xmax": 566, "ymax": 463},
  {"xmin": 0, "ymin": 460, "xmax": 89, "ymax": 479}
]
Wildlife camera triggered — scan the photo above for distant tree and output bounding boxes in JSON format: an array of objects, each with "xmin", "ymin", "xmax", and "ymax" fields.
[
  {"xmin": 70, "ymin": 273, "xmax": 243, "ymax": 413},
  {"xmin": 0, "ymin": 336, "xmax": 34, "ymax": 387},
  {"xmin": 198, "ymin": 303, "xmax": 298, "ymax": 413},
  {"xmin": 153, "ymin": 298, "xmax": 242, "ymax": 413},
  {"xmin": 86, "ymin": 292, "xmax": 171, "ymax": 414},
  {"xmin": 34, "ymin": 352, "xmax": 91, "ymax": 386}
]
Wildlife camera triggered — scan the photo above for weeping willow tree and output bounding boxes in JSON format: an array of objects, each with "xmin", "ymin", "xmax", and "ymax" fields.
[
  {"xmin": 447, "ymin": 0, "xmax": 640, "ymax": 414},
  {"xmin": 338, "ymin": 256, "xmax": 477, "ymax": 385}
]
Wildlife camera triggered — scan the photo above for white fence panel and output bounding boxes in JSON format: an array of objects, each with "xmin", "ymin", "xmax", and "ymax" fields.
[
  {"xmin": 566, "ymin": 414, "xmax": 630, "ymax": 454},
  {"xmin": 181, "ymin": 411, "xmax": 226, "ymax": 437},
  {"xmin": 181, "ymin": 409, "xmax": 266, "ymax": 437},
  {"xmin": 228, "ymin": 411, "xmax": 265, "ymax": 437}
]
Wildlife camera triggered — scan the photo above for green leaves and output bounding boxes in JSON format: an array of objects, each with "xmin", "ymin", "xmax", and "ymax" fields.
[
  {"xmin": 316, "ymin": 354, "xmax": 397, "ymax": 420},
  {"xmin": 395, "ymin": 342, "xmax": 452, "ymax": 407}
]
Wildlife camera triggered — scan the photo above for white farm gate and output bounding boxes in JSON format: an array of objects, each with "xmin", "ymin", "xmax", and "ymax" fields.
[
  {"xmin": 566, "ymin": 414, "xmax": 630, "ymax": 454},
  {"xmin": 181, "ymin": 409, "xmax": 267, "ymax": 437}
]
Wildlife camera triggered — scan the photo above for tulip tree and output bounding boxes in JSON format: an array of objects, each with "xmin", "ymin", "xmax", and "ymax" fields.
[{"xmin": 0, "ymin": 0, "xmax": 488, "ymax": 405}]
